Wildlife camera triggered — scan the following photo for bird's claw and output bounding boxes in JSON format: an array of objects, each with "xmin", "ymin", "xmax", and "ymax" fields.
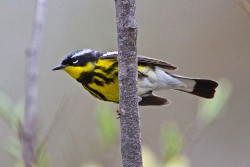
[
  {"xmin": 116, "ymin": 109, "xmax": 121, "ymax": 119},
  {"xmin": 116, "ymin": 108, "xmax": 125, "ymax": 119}
]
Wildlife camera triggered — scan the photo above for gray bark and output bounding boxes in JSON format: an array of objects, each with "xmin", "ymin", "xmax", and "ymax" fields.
[
  {"xmin": 22, "ymin": 0, "xmax": 47, "ymax": 167},
  {"xmin": 114, "ymin": 0, "xmax": 143, "ymax": 167}
]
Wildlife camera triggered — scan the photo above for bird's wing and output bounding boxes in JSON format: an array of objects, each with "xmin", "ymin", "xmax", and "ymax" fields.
[
  {"xmin": 99, "ymin": 51, "xmax": 118, "ymax": 60},
  {"xmin": 100, "ymin": 52, "xmax": 177, "ymax": 70},
  {"xmin": 138, "ymin": 55, "xmax": 177, "ymax": 70},
  {"xmin": 139, "ymin": 91, "xmax": 170, "ymax": 106}
]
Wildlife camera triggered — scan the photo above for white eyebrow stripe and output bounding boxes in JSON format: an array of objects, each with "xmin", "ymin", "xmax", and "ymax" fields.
[
  {"xmin": 102, "ymin": 51, "xmax": 118, "ymax": 57},
  {"xmin": 71, "ymin": 49, "xmax": 92, "ymax": 58}
]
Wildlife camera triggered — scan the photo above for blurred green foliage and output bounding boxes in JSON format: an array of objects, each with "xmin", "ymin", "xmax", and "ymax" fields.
[
  {"xmin": 0, "ymin": 91, "xmax": 24, "ymax": 132},
  {"xmin": 142, "ymin": 123, "xmax": 190, "ymax": 167},
  {"xmin": 142, "ymin": 145, "xmax": 158, "ymax": 167},
  {"xmin": 81, "ymin": 163, "xmax": 103, "ymax": 167},
  {"xmin": 0, "ymin": 91, "xmax": 24, "ymax": 162},
  {"xmin": 161, "ymin": 122, "xmax": 184, "ymax": 163},
  {"xmin": 0, "ymin": 91, "xmax": 49, "ymax": 167},
  {"xmin": 95, "ymin": 103, "xmax": 118, "ymax": 147}
]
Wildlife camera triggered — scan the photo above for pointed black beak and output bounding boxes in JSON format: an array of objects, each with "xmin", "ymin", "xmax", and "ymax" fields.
[{"xmin": 52, "ymin": 65, "xmax": 67, "ymax": 71}]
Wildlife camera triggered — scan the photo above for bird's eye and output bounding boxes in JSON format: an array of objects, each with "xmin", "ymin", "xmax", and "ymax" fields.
[{"xmin": 72, "ymin": 58, "xmax": 79, "ymax": 64}]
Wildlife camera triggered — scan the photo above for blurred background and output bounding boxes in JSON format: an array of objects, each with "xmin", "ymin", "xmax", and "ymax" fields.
[{"xmin": 1, "ymin": 0, "xmax": 250, "ymax": 166}]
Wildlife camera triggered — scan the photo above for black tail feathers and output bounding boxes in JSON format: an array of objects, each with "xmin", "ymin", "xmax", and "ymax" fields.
[
  {"xmin": 176, "ymin": 78, "xmax": 218, "ymax": 99},
  {"xmin": 190, "ymin": 79, "xmax": 218, "ymax": 98}
]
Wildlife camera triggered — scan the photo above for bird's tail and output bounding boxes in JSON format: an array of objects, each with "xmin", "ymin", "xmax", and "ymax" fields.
[{"xmin": 173, "ymin": 75, "xmax": 218, "ymax": 99}]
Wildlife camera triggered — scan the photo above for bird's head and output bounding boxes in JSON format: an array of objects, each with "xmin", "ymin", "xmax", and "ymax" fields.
[{"xmin": 52, "ymin": 49, "xmax": 100, "ymax": 79}]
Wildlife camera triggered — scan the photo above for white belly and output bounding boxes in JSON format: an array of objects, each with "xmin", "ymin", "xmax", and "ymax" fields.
[{"xmin": 138, "ymin": 67, "xmax": 183, "ymax": 95}]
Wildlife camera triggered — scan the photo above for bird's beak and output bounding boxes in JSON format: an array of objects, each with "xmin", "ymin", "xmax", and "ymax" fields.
[{"xmin": 52, "ymin": 65, "xmax": 67, "ymax": 71}]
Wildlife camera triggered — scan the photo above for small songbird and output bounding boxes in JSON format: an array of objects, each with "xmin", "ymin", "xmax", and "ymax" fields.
[{"xmin": 53, "ymin": 49, "xmax": 218, "ymax": 106}]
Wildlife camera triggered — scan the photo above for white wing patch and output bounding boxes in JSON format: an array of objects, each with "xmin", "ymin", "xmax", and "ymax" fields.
[
  {"xmin": 71, "ymin": 49, "xmax": 93, "ymax": 58},
  {"xmin": 102, "ymin": 51, "xmax": 118, "ymax": 57}
]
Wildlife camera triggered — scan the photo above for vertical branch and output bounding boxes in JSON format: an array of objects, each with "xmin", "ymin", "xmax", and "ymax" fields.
[
  {"xmin": 22, "ymin": 0, "xmax": 47, "ymax": 167},
  {"xmin": 114, "ymin": 0, "xmax": 143, "ymax": 167}
]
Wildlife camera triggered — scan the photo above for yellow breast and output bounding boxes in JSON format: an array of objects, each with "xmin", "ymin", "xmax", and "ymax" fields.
[{"xmin": 64, "ymin": 62, "xmax": 95, "ymax": 80}]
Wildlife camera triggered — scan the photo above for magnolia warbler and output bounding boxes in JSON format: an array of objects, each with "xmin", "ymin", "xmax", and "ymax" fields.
[{"xmin": 52, "ymin": 49, "xmax": 218, "ymax": 106}]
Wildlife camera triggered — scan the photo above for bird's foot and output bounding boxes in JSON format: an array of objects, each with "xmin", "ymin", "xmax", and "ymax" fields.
[{"xmin": 116, "ymin": 108, "xmax": 125, "ymax": 119}]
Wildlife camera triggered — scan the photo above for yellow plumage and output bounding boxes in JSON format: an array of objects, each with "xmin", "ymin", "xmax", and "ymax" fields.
[{"xmin": 53, "ymin": 49, "xmax": 218, "ymax": 106}]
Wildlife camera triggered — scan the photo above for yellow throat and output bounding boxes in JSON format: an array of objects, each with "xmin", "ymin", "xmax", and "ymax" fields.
[{"xmin": 63, "ymin": 62, "xmax": 95, "ymax": 80}]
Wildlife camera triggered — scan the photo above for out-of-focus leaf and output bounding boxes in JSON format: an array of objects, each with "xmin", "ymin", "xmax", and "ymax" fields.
[
  {"xmin": 0, "ymin": 91, "xmax": 25, "ymax": 131},
  {"xmin": 96, "ymin": 103, "xmax": 118, "ymax": 146},
  {"xmin": 15, "ymin": 161, "xmax": 24, "ymax": 167},
  {"xmin": 6, "ymin": 137, "xmax": 21, "ymax": 160},
  {"xmin": 197, "ymin": 78, "xmax": 232, "ymax": 124},
  {"xmin": 161, "ymin": 122, "xmax": 183, "ymax": 163},
  {"xmin": 0, "ymin": 91, "xmax": 14, "ymax": 125},
  {"xmin": 7, "ymin": 136, "xmax": 50, "ymax": 167},
  {"xmin": 15, "ymin": 161, "xmax": 37, "ymax": 167},
  {"xmin": 81, "ymin": 163, "xmax": 103, "ymax": 167},
  {"xmin": 142, "ymin": 145, "xmax": 159, "ymax": 167},
  {"xmin": 0, "ymin": 91, "xmax": 49, "ymax": 167},
  {"xmin": 12, "ymin": 99, "xmax": 25, "ymax": 131},
  {"xmin": 36, "ymin": 143, "xmax": 49, "ymax": 167},
  {"xmin": 163, "ymin": 155, "xmax": 190, "ymax": 167}
]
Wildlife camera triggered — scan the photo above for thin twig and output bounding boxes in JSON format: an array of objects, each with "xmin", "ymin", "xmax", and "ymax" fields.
[
  {"xmin": 114, "ymin": 0, "xmax": 143, "ymax": 167},
  {"xmin": 22, "ymin": 0, "xmax": 48, "ymax": 167},
  {"xmin": 237, "ymin": 0, "xmax": 250, "ymax": 16}
]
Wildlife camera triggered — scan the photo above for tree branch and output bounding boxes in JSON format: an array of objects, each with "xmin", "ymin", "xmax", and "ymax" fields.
[
  {"xmin": 114, "ymin": 0, "xmax": 143, "ymax": 167},
  {"xmin": 22, "ymin": 0, "xmax": 47, "ymax": 167},
  {"xmin": 238, "ymin": 0, "xmax": 250, "ymax": 16}
]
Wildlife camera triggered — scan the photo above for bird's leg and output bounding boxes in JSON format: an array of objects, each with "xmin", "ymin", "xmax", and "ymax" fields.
[{"xmin": 116, "ymin": 108, "xmax": 125, "ymax": 119}]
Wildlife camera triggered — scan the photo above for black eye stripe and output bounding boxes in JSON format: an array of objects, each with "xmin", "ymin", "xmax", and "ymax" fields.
[{"xmin": 61, "ymin": 49, "xmax": 100, "ymax": 66}]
